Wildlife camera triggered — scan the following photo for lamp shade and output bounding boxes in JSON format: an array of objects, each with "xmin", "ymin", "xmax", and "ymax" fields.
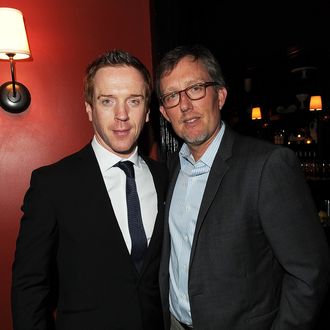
[
  {"xmin": 0, "ymin": 8, "xmax": 31, "ymax": 60},
  {"xmin": 309, "ymin": 95, "xmax": 322, "ymax": 111},
  {"xmin": 252, "ymin": 106, "xmax": 262, "ymax": 120}
]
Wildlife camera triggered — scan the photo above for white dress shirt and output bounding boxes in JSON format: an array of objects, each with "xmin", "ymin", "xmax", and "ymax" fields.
[{"xmin": 91, "ymin": 136, "xmax": 158, "ymax": 252}]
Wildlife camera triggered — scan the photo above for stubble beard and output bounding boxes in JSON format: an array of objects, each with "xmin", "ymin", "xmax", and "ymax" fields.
[{"xmin": 182, "ymin": 131, "xmax": 209, "ymax": 146}]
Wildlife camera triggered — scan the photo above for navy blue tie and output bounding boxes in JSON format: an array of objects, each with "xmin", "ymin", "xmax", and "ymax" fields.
[{"xmin": 115, "ymin": 161, "xmax": 147, "ymax": 272}]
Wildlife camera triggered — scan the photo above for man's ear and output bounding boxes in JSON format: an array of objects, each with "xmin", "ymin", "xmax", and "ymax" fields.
[
  {"xmin": 160, "ymin": 105, "xmax": 171, "ymax": 122},
  {"xmin": 218, "ymin": 88, "xmax": 227, "ymax": 110},
  {"xmin": 85, "ymin": 102, "xmax": 93, "ymax": 122},
  {"xmin": 145, "ymin": 108, "xmax": 150, "ymax": 123}
]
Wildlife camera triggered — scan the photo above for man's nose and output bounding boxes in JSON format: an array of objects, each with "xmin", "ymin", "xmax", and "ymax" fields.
[
  {"xmin": 179, "ymin": 91, "xmax": 192, "ymax": 112},
  {"xmin": 114, "ymin": 104, "xmax": 129, "ymax": 120}
]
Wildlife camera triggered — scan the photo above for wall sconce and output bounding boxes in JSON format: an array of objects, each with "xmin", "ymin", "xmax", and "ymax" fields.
[
  {"xmin": 309, "ymin": 95, "xmax": 322, "ymax": 111},
  {"xmin": 0, "ymin": 7, "xmax": 31, "ymax": 113},
  {"xmin": 251, "ymin": 106, "xmax": 262, "ymax": 120}
]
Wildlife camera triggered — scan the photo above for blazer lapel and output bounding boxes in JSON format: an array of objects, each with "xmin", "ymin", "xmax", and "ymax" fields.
[
  {"xmin": 75, "ymin": 144, "xmax": 134, "ymax": 264},
  {"xmin": 135, "ymin": 155, "xmax": 167, "ymax": 275},
  {"xmin": 189, "ymin": 126, "xmax": 236, "ymax": 264},
  {"xmin": 165, "ymin": 159, "xmax": 180, "ymax": 221}
]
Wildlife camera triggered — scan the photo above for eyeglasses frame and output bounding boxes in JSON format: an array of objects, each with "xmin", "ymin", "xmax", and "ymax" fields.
[{"xmin": 160, "ymin": 81, "xmax": 220, "ymax": 109}]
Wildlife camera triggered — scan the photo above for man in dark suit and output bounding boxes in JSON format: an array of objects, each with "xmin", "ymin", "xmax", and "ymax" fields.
[
  {"xmin": 155, "ymin": 44, "xmax": 330, "ymax": 330},
  {"xmin": 11, "ymin": 50, "xmax": 167, "ymax": 330}
]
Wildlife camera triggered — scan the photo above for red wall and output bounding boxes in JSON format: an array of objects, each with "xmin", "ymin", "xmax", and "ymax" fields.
[{"xmin": 0, "ymin": 1, "xmax": 152, "ymax": 328}]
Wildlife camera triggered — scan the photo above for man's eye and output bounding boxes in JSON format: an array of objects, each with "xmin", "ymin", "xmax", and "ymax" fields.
[
  {"xmin": 165, "ymin": 93, "xmax": 178, "ymax": 102},
  {"xmin": 128, "ymin": 98, "xmax": 142, "ymax": 107},
  {"xmin": 101, "ymin": 98, "xmax": 112, "ymax": 106},
  {"xmin": 189, "ymin": 85, "xmax": 203, "ymax": 93}
]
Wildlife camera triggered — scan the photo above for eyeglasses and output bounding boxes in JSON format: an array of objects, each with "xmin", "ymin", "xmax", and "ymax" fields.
[{"xmin": 160, "ymin": 81, "xmax": 219, "ymax": 109}]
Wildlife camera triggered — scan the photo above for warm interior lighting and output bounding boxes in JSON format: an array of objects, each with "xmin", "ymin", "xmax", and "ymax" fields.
[
  {"xmin": 309, "ymin": 95, "xmax": 322, "ymax": 111},
  {"xmin": 0, "ymin": 8, "xmax": 30, "ymax": 59},
  {"xmin": 251, "ymin": 106, "xmax": 262, "ymax": 120},
  {"xmin": 0, "ymin": 7, "xmax": 31, "ymax": 113}
]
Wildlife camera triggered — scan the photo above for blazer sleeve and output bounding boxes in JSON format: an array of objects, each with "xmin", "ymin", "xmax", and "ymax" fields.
[
  {"xmin": 11, "ymin": 169, "xmax": 58, "ymax": 330},
  {"xmin": 258, "ymin": 147, "xmax": 330, "ymax": 329}
]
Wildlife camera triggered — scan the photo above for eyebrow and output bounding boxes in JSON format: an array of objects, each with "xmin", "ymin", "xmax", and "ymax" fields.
[
  {"xmin": 129, "ymin": 94, "xmax": 145, "ymax": 99},
  {"xmin": 162, "ymin": 80, "xmax": 204, "ymax": 94},
  {"xmin": 97, "ymin": 94, "xmax": 113, "ymax": 99},
  {"xmin": 97, "ymin": 94, "xmax": 145, "ymax": 99}
]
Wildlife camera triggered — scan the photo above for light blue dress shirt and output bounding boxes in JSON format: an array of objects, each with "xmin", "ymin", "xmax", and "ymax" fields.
[{"xmin": 169, "ymin": 122, "xmax": 225, "ymax": 325}]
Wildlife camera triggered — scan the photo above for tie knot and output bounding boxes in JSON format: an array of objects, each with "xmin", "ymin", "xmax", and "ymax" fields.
[{"xmin": 115, "ymin": 161, "xmax": 135, "ymax": 178}]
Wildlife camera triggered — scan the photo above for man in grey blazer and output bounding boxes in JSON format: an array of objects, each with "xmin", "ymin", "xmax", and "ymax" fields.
[
  {"xmin": 11, "ymin": 50, "xmax": 167, "ymax": 330},
  {"xmin": 155, "ymin": 44, "xmax": 330, "ymax": 330}
]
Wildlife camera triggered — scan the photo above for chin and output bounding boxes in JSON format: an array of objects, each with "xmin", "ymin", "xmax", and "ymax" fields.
[
  {"xmin": 113, "ymin": 145, "xmax": 136, "ymax": 156},
  {"xmin": 184, "ymin": 133, "xmax": 208, "ymax": 145}
]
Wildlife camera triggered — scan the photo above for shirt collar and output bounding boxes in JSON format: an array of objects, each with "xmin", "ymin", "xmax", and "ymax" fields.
[{"xmin": 91, "ymin": 136, "xmax": 139, "ymax": 173}]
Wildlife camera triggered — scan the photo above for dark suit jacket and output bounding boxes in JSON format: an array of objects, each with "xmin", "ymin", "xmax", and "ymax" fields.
[
  {"xmin": 12, "ymin": 143, "xmax": 168, "ymax": 330},
  {"xmin": 159, "ymin": 125, "xmax": 330, "ymax": 330}
]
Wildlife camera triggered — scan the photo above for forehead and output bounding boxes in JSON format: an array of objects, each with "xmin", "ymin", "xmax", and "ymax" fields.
[
  {"xmin": 93, "ymin": 65, "xmax": 146, "ymax": 90},
  {"xmin": 161, "ymin": 56, "xmax": 210, "ymax": 90}
]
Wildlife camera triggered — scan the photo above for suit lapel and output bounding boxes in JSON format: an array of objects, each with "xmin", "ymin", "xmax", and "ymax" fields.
[
  {"xmin": 189, "ymin": 126, "xmax": 236, "ymax": 265},
  {"xmin": 134, "ymin": 155, "xmax": 167, "ymax": 275},
  {"xmin": 76, "ymin": 145, "xmax": 167, "ymax": 276},
  {"xmin": 163, "ymin": 156, "xmax": 180, "ymax": 257},
  {"xmin": 75, "ymin": 144, "xmax": 134, "ymax": 264}
]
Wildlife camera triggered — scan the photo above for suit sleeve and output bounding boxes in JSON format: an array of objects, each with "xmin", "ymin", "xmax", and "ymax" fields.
[
  {"xmin": 11, "ymin": 170, "xmax": 58, "ymax": 330},
  {"xmin": 258, "ymin": 147, "xmax": 330, "ymax": 330}
]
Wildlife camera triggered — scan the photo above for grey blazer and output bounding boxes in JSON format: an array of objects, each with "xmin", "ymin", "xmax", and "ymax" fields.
[{"xmin": 159, "ymin": 124, "xmax": 330, "ymax": 330}]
